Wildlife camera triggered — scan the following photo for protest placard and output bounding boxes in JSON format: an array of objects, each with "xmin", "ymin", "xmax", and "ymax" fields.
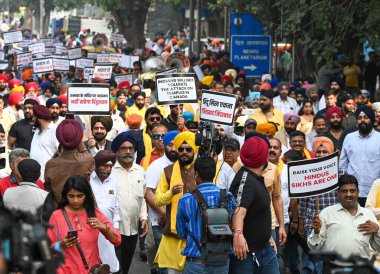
[
  {"xmin": 192, "ymin": 65, "xmax": 205, "ymax": 81},
  {"xmin": 76, "ymin": 58, "xmax": 94, "ymax": 69},
  {"xmin": 40, "ymin": 38, "xmax": 54, "ymax": 47},
  {"xmin": 114, "ymin": 74, "xmax": 133, "ymax": 85},
  {"xmin": 18, "ymin": 40, "xmax": 31, "ymax": 49},
  {"xmin": 53, "ymin": 58, "xmax": 70, "ymax": 71},
  {"xmin": 32, "ymin": 58, "xmax": 54, "ymax": 74},
  {"xmin": 156, "ymin": 74, "xmax": 197, "ymax": 105},
  {"xmin": 44, "ymin": 47, "xmax": 55, "ymax": 56},
  {"xmin": 119, "ymin": 55, "xmax": 139, "ymax": 68},
  {"xmin": 156, "ymin": 67, "xmax": 178, "ymax": 75},
  {"xmin": 54, "ymin": 45, "xmax": 68, "ymax": 55},
  {"xmin": 93, "ymin": 65, "xmax": 113, "ymax": 79},
  {"xmin": 0, "ymin": 63, "xmax": 8, "ymax": 70},
  {"xmin": 29, "ymin": 43, "xmax": 45, "ymax": 55},
  {"xmin": 97, "ymin": 54, "xmax": 110, "ymax": 63},
  {"xmin": 67, "ymin": 83, "xmax": 110, "ymax": 115},
  {"xmin": 16, "ymin": 52, "xmax": 33, "ymax": 67},
  {"xmin": 199, "ymin": 90, "xmax": 238, "ymax": 125},
  {"xmin": 84, "ymin": 67, "xmax": 94, "ymax": 80},
  {"xmin": 68, "ymin": 48, "xmax": 82, "ymax": 60},
  {"xmin": 87, "ymin": 52, "xmax": 97, "ymax": 60},
  {"xmin": 109, "ymin": 53, "xmax": 121, "ymax": 64},
  {"xmin": 287, "ymin": 152, "xmax": 339, "ymax": 198},
  {"xmin": 3, "ymin": 30, "xmax": 23, "ymax": 45},
  {"xmin": 110, "ymin": 33, "xmax": 124, "ymax": 44}
]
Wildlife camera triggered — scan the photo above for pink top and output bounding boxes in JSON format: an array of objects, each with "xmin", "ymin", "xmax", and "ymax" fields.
[{"xmin": 48, "ymin": 208, "xmax": 121, "ymax": 274}]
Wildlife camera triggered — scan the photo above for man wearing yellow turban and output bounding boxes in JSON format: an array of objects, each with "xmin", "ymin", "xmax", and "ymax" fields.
[{"xmin": 154, "ymin": 131, "xmax": 197, "ymax": 272}]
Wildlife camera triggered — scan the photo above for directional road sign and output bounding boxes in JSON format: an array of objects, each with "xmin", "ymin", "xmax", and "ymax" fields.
[{"xmin": 230, "ymin": 35, "xmax": 272, "ymax": 78}]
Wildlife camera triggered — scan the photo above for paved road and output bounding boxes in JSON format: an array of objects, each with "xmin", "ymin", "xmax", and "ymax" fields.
[{"xmin": 128, "ymin": 242, "xmax": 151, "ymax": 274}]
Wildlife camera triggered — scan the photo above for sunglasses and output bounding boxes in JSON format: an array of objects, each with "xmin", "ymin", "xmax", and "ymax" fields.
[
  {"xmin": 178, "ymin": 147, "xmax": 193, "ymax": 153},
  {"xmin": 149, "ymin": 116, "xmax": 161, "ymax": 122},
  {"xmin": 153, "ymin": 134, "xmax": 165, "ymax": 140},
  {"xmin": 74, "ymin": 214, "xmax": 82, "ymax": 231}
]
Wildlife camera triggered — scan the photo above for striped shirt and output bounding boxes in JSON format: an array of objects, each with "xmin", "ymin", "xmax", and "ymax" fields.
[
  {"xmin": 176, "ymin": 183, "xmax": 236, "ymax": 258},
  {"xmin": 298, "ymin": 190, "xmax": 338, "ymax": 230}
]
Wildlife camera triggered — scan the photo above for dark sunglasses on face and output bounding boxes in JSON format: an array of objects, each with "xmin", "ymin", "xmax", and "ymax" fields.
[
  {"xmin": 178, "ymin": 147, "xmax": 193, "ymax": 153},
  {"xmin": 153, "ymin": 134, "xmax": 165, "ymax": 140},
  {"xmin": 149, "ymin": 116, "xmax": 161, "ymax": 122}
]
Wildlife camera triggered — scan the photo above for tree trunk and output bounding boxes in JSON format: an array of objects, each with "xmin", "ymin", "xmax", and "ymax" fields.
[
  {"xmin": 34, "ymin": 7, "xmax": 41, "ymax": 36},
  {"xmin": 24, "ymin": 8, "xmax": 34, "ymax": 30},
  {"xmin": 113, "ymin": 0, "xmax": 151, "ymax": 49},
  {"xmin": 43, "ymin": 11, "xmax": 50, "ymax": 37}
]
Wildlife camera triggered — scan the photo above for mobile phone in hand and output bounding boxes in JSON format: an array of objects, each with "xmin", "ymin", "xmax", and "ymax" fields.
[{"xmin": 67, "ymin": 230, "xmax": 78, "ymax": 238}]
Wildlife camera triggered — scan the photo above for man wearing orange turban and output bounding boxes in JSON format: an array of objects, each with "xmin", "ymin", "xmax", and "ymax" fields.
[
  {"xmin": 312, "ymin": 136, "xmax": 334, "ymax": 157},
  {"xmin": 0, "ymin": 74, "xmax": 8, "ymax": 93},
  {"xmin": 5, "ymin": 91, "xmax": 24, "ymax": 121},
  {"xmin": 22, "ymin": 69, "xmax": 33, "ymax": 82},
  {"xmin": 256, "ymin": 122, "xmax": 277, "ymax": 138}
]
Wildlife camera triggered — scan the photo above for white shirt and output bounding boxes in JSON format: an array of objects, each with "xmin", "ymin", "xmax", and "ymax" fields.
[
  {"xmin": 112, "ymin": 161, "xmax": 147, "ymax": 236},
  {"xmin": 107, "ymin": 113, "xmax": 125, "ymax": 141},
  {"xmin": 4, "ymin": 106, "xmax": 24, "ymax": 121},
  {"xmin": 53, "ymin": 116, "xmax": 65, "ymax": 126},
  {"xmin": 30, "ymin": 123, "xmax": 59, "ymax": 181},
  {"xmin": 216, "ymin": 161, "xmax": 235, "ymax": 191},
  {"xmin": 308, "ymin": 203, "xmax": 380, "ymax": 260},
  {"xmin": 146, "ymin": 154, "xmax": 173, "ymax": 226},
  {"xmin": 339, "ymin": 129, "xmax": 380, "ymax": 197},
  {"xmin": 273, "ymin": 95, "xmax": 298, "ymax": 114},
  {"xmin": 90, "ymin": 172, "xmax": 120, "ymax": 272},
  {"xmin": 3, "ymin": 181, "xmax": 48, "ymax": 215},
  {"xmin": 280, "ymin": 164, "xmax": 290, "ymax": 224}
]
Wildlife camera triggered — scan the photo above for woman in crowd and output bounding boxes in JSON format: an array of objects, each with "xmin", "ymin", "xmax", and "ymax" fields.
[
  {"xmin": 47, "ymin": 175, "xmax": 121, "ymax": 274},
  {"xmin": 297, "ymin": 99, "xmax": 315, "ymax": 135}
]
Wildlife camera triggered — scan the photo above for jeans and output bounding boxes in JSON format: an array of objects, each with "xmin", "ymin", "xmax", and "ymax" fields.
[
  {"xmin": 302, "ymin": 229, "xmax": 322, "ymax": 274},
  {"xmin": 152, "ymin": 225, "xmax": 164, "ymax": 248},
  {"xmin": 184, "ymin": 260, "xmax": 229, "ymax": 274},
  {"xmin": 229, "ymin": 244, "xmax": 280, "ymax": 274}
]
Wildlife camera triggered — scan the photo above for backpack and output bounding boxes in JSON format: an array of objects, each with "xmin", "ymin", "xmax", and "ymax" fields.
[{"xmin": 190, "ymin": 188, "xmax": 233, "ymax": 266}]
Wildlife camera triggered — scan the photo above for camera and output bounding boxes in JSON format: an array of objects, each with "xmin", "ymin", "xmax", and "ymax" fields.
[
  {"xmin": 0, "ymin": 207, "xmax": 63, "ymax": 274},
  {"xmin": 195, "ymin": 121, "xmax": 222, "ymax": 157}
]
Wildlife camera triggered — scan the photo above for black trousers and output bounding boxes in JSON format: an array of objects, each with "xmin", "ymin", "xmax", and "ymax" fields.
[{"xmin": 116, "ymin": 234, "xmax": 138, "ymax": 274}]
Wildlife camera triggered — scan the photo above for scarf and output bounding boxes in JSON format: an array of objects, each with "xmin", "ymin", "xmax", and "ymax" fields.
[
  {"xmin": 212, "ymin": 160, "xmax": 222, "ymax": 184},
  {"xmin": 170, "ymin": 161, "xmax": 194, "ymax": 233},
  {"xmin": 303, "ymin": 148, "xmax": 312, "ymax": 159},
  {"xmin": 376, "ymin": 188, "xmax": 380, "ymax": 223},
  {"xmin": 141, "ymin": 147, "xmax": 156, "ymax": 170},
  {"xmin": 142, "ymin": 127, "xmax": 153, "ymax": 162}
]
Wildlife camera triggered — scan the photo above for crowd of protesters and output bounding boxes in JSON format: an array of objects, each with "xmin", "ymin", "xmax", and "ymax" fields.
[{"xmin": 0, "ymin": 26, "xmax": 380, "ymax": 274}]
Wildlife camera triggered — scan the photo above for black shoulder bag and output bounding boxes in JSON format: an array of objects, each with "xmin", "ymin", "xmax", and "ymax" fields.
[{"xmin": 61, "ymin": 208, "xmax": 110, "ymax": 274}]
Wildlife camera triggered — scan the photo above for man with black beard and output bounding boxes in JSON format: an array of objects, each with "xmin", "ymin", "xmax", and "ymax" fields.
[
  {"xmin": 125, "ymin": 91, "xmax": 147, "ymax": 125},
  {"xmin": 250, "ymin": 90, "xmax": 285, "ymax": 131},
  {"xmin": 85, "ymin": 116, "xmax": 113, "ymax": 156},
  {"xmin": 340, "ymin": 105, "xmax": 380, "ymax": 207},
  {"xmin": 322, "ymin": 106, "xmax": 344, "ymax": 151},
  {"xmin": 145, "ymin": 130, "xmax": 180, "ymax": 274},
  {"xmin": 306, "ymin": 85, "xmax": 320, "ymax": 114},
  {"xmin": 274, "ymin": 112, "xmax": 301, "ymax": 149},
  {"xmin": 154, "ymin": 132, "xmax": 197, "ymax": 273},
  {"xmin": 111, "ymin": 131, "xmax": 148, "ymax": 274},
  {"xmin": 340, "ymin": 93, "xmax": 356, "ymax": 130},
  {"xmin": 319, "ymin": 77, "xmax": 347, "ymax": 110},
  {"xmin": 273, "ymin": 82, "xmax": 298, "ymax": 114},
  {"xmin": 0, "ymin": 74, "xmax": 8, "ymax": 94},
  {"xmin": 46, "ymin": 98, "xmax": 64, "ymax": 125},
  {"xmin": 8, "ymin": 98, "xmax": 38, "ymax": 151},
  {"xmin": 161, "ymin": 104, "xmax": 187, "ymax": 131},
  {"xmin": 90, "ymin": 150, "xmax": 120, "ymax": 273}
]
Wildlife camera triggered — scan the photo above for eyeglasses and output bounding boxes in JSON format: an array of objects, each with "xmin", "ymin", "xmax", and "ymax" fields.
[
  {"xmin": 149, "ymin": 116, "xmax": 161, "ymax": 122},
  {"xmin": 153, "ymin": 134, "xmax": 165, "ymax": 140},
  {"xmin": 74, "ymin": 215, "xmax": 82, "ymax": 231},
  {"xmin": 119, "ymin": 146, "xmax": 135, "ymax": 152},
  {"xmin": 178, "ymin": 147, "xmax": 193, "ymax": 153}
]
